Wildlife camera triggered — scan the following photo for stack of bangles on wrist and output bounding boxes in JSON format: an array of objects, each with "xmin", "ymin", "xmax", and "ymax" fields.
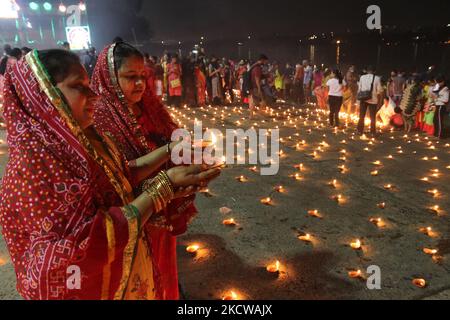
[{"xmin": 142, "ymin": 171, "xmax": 175, "ymax": 212}]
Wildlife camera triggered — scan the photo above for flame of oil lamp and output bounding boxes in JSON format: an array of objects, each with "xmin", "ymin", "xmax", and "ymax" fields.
[
  {"xmin": 348, "ymin": 270, "xmax": 362, "ymax": 278},
  {"xmin": 419, "ymin": 227, "xmax": 434, "ymax": 237},
  {"xmin": 370, "ymin": 218, "xmax": 385, "ymax": 228},
  {"xmin": 250, "ymin": 166, "xmax": 258, "ymax": 172},
  {"xmin": 371, "ymin": 170, "xmax": 379, "ymax": 176},
  {"xmin": 186, "ymin": 245, "xmax": 200, "ymax": 253},
  {"xmin": 388, "ymin": 155, "xmax": 394, "ymax": 159},
  {"xmin": 412, "ymin": 279, "xmax": 427, "ymax": 288},
  {"xmin": 420, "ymin": 177, "xmax": 429, "ymax": 182},
  {"xmin": 423, "ymin": 248, "xmax": 438, "ymax": 255},
  {"xmin": 350, "ymin": 239, "xmax": 362, "ymax": 250},
  {"xmin": 430, "ymin": 205, "xmax": 440, "ymax": 214},
  {"xmin": 236, "ymin": 175, "xmax": 248, "ymax": 182},
  {"xmin": 329, "ymin": 179, "xmax": 338, "ymax": 188},
  {"xmin": 223, "ymin": 218, "xmax": 237, "ymax": 226},
  {"xmin": 427, "ymin": 189, "xmax": 439, "ymax": 197},
  {"xmin": 384, "ymin": 184, "xmax": 393, "ymax": 190},
  {"xmin": 298, "ymin": 233, "xmax": 312, "ymax": 242},
  {"xmin": 308, "ymin": 209, "xmax": 322, "ymax": 218},
  {"xmin": 275, "ymin": 185, "xmax": 285, "ymax": 193},
  {"xmin": 222, "ymin": 291, "xmax": 239, "ymax": 301},
  {"xmin": 333, "ymin": 194, "xmax": 343, "ymax": 203},
  {"xmin": 377, "ymin": 202, "xmax": 386, "ymax": 209},
  {"xmin": 373, "ymin": 160, "xmax": 382, "ymax": 166},
  {"xmin": 422, "ymin": 157, "xmax": 429, "ymax": 161},
  {"xmin": 293, "ymin": 173, "xmax": 302, "ymax": 181},
  {"xmin": 266, "ymin": 261, "xmax": 281, "ymax": 273},
  {"xmin": 261, "ymin": 197, "xmax": 273, "ymax": 205}
]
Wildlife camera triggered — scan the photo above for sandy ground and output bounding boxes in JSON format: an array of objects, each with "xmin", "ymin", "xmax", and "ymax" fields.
[{"xmin": 1, "ymin": 104, "xmax": 449, "ymax": 300}]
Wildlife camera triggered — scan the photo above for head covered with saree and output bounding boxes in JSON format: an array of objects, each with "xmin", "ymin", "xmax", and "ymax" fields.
[
  {"xmin": 91, "ymin": 42, "xmax": 197, "ymax": 300},
  {"xmin": 91, "ymin": 42, "xmax": 178, "ymax": 160},
  {"xmin": 0, "ymin": 50, "xmax": 140, "ymax": 300}
]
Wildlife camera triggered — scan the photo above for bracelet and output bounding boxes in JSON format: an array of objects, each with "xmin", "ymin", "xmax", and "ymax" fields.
[{"xmin": 142, "ymin": 171, "xmax": 175, "ymax": 213}]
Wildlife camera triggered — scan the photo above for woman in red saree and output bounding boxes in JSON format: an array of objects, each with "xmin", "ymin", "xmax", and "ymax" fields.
[
  {"xmin": 195, "ymin": 62, "xmax": 207, "ymax": 106},
  {"xmin": 0, "ymin": 49, "xmax": 220, "ymax": 300},
  {"xmin": 91, "ymin": 42, "xmax": 198, "ymax": 300},
  {"xmin": 167, "ymin": 56, "xmax": 182, "ymax": 107}
]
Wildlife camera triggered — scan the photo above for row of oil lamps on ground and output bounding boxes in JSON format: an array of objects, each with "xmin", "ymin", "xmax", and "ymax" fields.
[{"xmin": 169, "ymin": 103, "xmax": 447, "ymax": 299}]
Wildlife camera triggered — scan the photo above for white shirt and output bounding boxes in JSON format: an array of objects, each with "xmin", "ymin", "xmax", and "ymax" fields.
[
  {"xmin": 358, "ymin": 73, "xmax": 383, "ymax": 104},
  {"xmin": 435, "ymin": 86, "xmax": 449, "ymax": 106},
  {"xmin": 326, "ymin": 78, "xmax": 346, "ymax": 97}
]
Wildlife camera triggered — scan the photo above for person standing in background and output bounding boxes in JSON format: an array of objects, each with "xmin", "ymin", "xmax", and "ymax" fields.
[{"xmin": 357, "ymin": 66, "xmax": 383, "ymax": 136}]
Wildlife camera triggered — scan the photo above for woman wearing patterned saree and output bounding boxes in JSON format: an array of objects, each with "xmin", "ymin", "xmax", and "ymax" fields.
[
  {"xmin": 91, "ymin": 42, "xmax": 199, "ymax": 300},
  {"xmin": 0, "ymin": 49, "xmax": 220, "ymax": 300}
]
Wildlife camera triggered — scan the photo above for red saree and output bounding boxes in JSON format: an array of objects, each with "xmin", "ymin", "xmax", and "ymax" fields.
[
  {"xmin": 195, "ymin": 68, "xmax": 207, "ymax": 106},
  {"xmin": 0, "ymin": 51, "xmax": 140, "ymax": 300},
  {"xmin": 91, "ymin": 44, "xmax": 197, "ymax": 300}
]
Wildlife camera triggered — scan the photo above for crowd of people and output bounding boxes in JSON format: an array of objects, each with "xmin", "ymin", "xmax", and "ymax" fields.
[
  {"xmin": 0, "ymin": 38, "xmax": 448, "ymax": 300},
  {"xmin": 129, "ymin": 47, "xmax": 449, "ymax": 139},
  {"xmin": 2, "ymin": 41, "xmax": 449, "ymax": 139}
]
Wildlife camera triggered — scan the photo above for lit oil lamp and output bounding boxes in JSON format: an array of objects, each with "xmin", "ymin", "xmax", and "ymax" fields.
[
  {"xmin": 412, "ymin": 279, "xmax": 427, "ymax": 288},
  {"xmin": 377, "ymin": 202, "xmax": 386, "ymax": 209},
  {"xmin": 333, "ymin": 194, "xmax": 343, "ymax": 203},
  {"xmin": 236, "ymin": 175, "xmax": 248, "ymax": 182},
  {"xmin": 222, "ymin": 291, "xmax": 239, "ymax": 300},
  {"xmin": 222, "ymin": 218, "xmax": 237, "ymax": 226},
  {"xmin": 371, "ymin": 170, "xmax": 379, "ymax": 176},
  {"xmin": 429, "ymin": 205, "xmax": 440, "ymax": 215},
  {"xmin": 387, "ymin": 155, "xmax": 394, "ymax": 159},
  {"xmin": 249, "ymin": 166, "xmax": 258, "ymax": 173},
  {"xmin": 293, "ymin": 173, "xmax": 302, "ymax": 181},
  {"xmin": 350, "ymin": 239, "xmax": 362, "ymax": 250},
  {"xmin": 427, "ymin": 189, "xmax": 439, "ymax": 197},
  {"xmin": 348, "ymin": 270, "xmax": 363, "ymax": 279},
  {"xmin": 298, "ymin": 233, "xmax": 312, "ymax": 242},
  {"xmin": 308, "ymin": 209, "xmax": 322, "ymax": 218},
  {"xmin": 420, "ymin": 177, "xmax": 429, "ymax": 182},
  {"xmin": 274, "ymin": 185, "xmax": 285, "ymax": 193},
  {"xmin": 419, "ymin": 227, "xmax": 436, "ymax": 237},
  {"xmin": 372, "ymin": 160, "xmax": 382, "ymax": 166},
  {"xmin": 186, "ymin": 244, "xmax": 200, "ymax": 254},
  {"xmin": 384, "ymin": 184, "xmax": 394, "ymax": 190},
  {"xmin": 370, "ymin": 217, "xmax": 386, "ymax": 228},
  {"xmin": 329, "ymin": 179, "xmax": 338, "ymax": 188},
  {"xmin": 338, "ymin": 165, "xmax": 347, "ymax": 173},
  {"xmin": 260, "ymin": 197, "xmax": 273, "ymax": 206},
  {"xmin": 266, "ymin": 261, "xmax": 281, "ymax": 273},
  {"xmin": 423, "ymin": 248, "xmax": 438, "ymax": 255}
]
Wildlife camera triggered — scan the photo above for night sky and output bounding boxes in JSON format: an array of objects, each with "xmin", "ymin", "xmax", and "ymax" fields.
[
  {"xmin": 86, "ymin": 0, "xmax": 450, "ymax": 46},
  {"xmin": 141, "ymin": 0, "xmax": 450, "ymax": 41}
]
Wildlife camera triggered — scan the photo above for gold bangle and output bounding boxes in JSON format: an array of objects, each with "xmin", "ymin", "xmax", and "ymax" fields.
[{"xmin": 142, "ymin": 171, "xmax": 175, "ymax": 212}]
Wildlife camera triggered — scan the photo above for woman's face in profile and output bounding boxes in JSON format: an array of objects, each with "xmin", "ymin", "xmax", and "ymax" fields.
[
  {"xmin": 117, "ymin": 55, "xmax": 146, "ymax": 105},
  {"xmin": 56, "ymin": 64, "xmax": 98, "ymax": 130}
]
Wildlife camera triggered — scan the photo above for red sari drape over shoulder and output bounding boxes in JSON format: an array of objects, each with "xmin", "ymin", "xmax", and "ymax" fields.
[
  {"xmin": 0, "ymin": 51, "xmax": 140, "ymax": 300},
  {"xmin": 91, "ymin": 44, "xmax": 197, "ymax": 300}
]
